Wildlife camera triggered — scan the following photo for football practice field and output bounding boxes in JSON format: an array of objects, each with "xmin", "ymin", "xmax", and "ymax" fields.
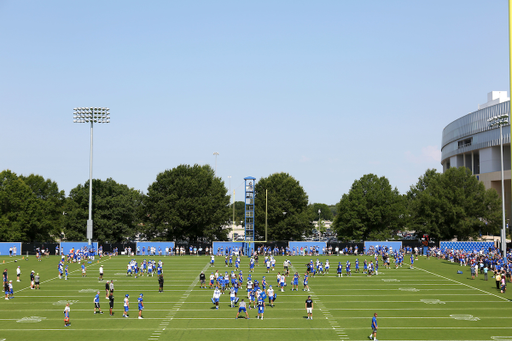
[{"xmin": 0, "ymin": 253, "xmax": 511, "ymax": 341}]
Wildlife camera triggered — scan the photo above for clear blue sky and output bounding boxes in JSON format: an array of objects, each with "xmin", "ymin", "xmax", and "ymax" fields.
[{"xmin": 0, "ymin": 1, "xmax": 509, "ymax": 205}]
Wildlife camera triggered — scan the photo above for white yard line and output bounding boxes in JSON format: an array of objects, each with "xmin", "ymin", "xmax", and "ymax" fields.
[
  {"xmin": 147, "ymin": 262, "xmax": 210, "ymax": 341},
  {"xmin": 413, "ymin": 265, "xmax": 510, "ymax": 302},
  {"xmin": 290, "ymin": 264, "xmax": 349, "ymax": 340}
]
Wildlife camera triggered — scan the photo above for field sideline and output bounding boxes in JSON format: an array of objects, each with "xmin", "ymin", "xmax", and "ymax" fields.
[{"xmin": 0, "ymin": 253, "xmax": 511, "ymax": 341}]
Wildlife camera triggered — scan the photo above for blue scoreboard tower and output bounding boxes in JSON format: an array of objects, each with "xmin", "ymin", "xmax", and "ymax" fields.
[{"xmin": 244, "ymin": 176, "xmax": 256, "ymax": 256}]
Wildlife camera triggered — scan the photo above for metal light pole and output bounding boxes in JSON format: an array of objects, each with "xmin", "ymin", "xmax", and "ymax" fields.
[
  {"xmin": 488, "ymin": 114, "xmax": 509, "ymax": 256},
  {"xmin": 73, "ymin": 107, "xmax": 110, "ymax": 246},
  {"xmin": 213, "ymin": 152, "xmax": 219, "ymax": 174}
]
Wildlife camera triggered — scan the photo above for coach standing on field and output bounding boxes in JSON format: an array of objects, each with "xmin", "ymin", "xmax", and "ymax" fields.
[
  {"xmin": 305, "ymin": 295, "xmax": 313, "ymax": 320},
  {"xmin": 158, "ymin": 274, "xmax": 164, "ymax": 293}
]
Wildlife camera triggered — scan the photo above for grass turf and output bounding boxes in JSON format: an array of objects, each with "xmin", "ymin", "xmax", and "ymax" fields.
[{"xmin": 0, "ymin": 253, "xmax": 511, "ymax": 341}]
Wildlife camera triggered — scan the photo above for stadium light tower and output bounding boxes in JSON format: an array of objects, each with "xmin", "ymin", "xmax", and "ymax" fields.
[
  {"xmin": 73, "ymin": 107, "xmax": 110, "ymax": 246},
  {"xmin": 488, "ymin": 114, "xmax": 509, "ymax": 256}
]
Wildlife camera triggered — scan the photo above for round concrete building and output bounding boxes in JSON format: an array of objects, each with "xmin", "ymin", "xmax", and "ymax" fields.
[{"xmin": 441, "ymin": 91, "xmax": 511, "ymax": 220}]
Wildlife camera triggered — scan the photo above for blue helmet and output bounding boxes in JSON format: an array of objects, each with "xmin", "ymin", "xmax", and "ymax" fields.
[
  {"xmin": 125, "ymin": 294, "xmax": 129, "ymax": 298},
  {"xmin": 140, "ymin": 293, "xmax": 143, "ymax": 297}
]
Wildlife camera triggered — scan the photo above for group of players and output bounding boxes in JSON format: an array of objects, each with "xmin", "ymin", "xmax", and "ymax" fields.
[{"xmin": 126, "ymin": 259, "xmax": 163, "ymax": 278}]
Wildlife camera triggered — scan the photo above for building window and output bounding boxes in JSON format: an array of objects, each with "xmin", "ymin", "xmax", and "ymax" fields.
[{"xmin": 458, "ymin": 138, "xmax": 472, "ymax": 149}]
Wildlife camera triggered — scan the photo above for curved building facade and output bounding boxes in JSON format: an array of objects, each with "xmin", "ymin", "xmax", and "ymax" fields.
[{"xmin": 441, "ymin": 91, "xmax": 511, "ymax": 220}]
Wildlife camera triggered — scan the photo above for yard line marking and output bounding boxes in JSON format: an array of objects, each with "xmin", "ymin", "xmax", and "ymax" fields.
[
  {"xmin": 147, "ymin": 262, "xmax": 210, "ymax": 341},
  {"xmin": 413, "ymin": 265, "xmax": 510, "ymax": 302},
  {"xmin": 291, "ymin": 264, "xmax": 349, "ymax": 340}
]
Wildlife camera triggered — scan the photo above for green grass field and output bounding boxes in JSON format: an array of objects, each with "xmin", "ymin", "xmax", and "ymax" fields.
[{"xmin": 0, "ymin": 253, "xmax": 511, "ymax": 341}]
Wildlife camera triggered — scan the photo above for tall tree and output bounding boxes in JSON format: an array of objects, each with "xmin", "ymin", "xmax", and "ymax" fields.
[
  {"xmin": 20, "ymin": 174, "xmax": 65, "ymax": 240},
  {"xmin": 310, "ymin": 203, "xmax": 334, "ymax": 221},
  {"xmin": 0, "ymin": 170, "xmax": 38, "ymax": 241},
  {"xmin": 142, "ymin": 164, "xmax": 230, "ymax": 241},
  {"xmin": 63, "ymin": 178, "xmax": 143, "ymax": 242},
  {"xmin": 407, "ymin": 167, "xmax": 501, "ymax": 240},
  {"xmin": 0, "ymin": 170, "xmax": 64, "ymax": 242},
  {"xmin": 228, "ymin": 201, "xmax": 246, "ymax": 226},
  {"xmin": 254, "ymin": 172, "xmax": 313, "ymax": 241},
  {"xmin": 332, "ymin": 174, "xmax": 405, "ymax": 241}
]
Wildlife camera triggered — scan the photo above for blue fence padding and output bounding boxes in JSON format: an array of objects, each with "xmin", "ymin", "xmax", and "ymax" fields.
[
  {"xmin": 439, "ymin": 241, "xmax": 494, "ymax": 253},
  {"xmin": 288, "ymin": 242, "xmax": 327, "ymax": 254},
  {"xmin": 136, "ymin": 242, "xmax": 175, "ymax": 254},
  {"xmin": 364, "ymin": 241, "xmax": 402, "ymax": 252},
  {"xmin": 60, "ymin": 242, "xmax": 98, "ymax": 255},
  {"xmin": 0, "ymin": 242, "xmax": 22, "ymax": 256},
  {"xmin": 212, "ymin": 242, "xmax": 245, "ymax": 254}
]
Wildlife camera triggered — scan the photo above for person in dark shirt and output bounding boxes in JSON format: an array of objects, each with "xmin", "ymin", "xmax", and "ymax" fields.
[
  {"xmin": 158, "ymin": 275, "xmax": 164, "ymax": 293},
  {"xmin": 109, "ymin": 292, "xmax": 114, "ymax": 316},
  {"xmin": 199, "ymin": 271, "xmax": 206, "ymax": 289},
  {"xmin": 305, "ymin": 296, "xmax": 313, "ymax": 320}
]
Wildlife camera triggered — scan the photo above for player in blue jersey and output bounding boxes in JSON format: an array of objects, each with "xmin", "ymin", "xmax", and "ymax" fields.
[
  {"xmin": 337, "ymin": 262, "xmax": 343, "ymax": 277},
  {"xmin": 262, "ymin": 276, "xmax": 267, "ymax": 290},
  {"xmin": 249, "ymin": 258, "xmax": 255, "ymax": 272},
  {"xmin": 364, "ymin": 259, "xmax": 368, "ymax": 274},
  {"xmin": 369, "ymin": 312, "xmax": 378, "ymax": 340},
  {"xmin": 249, "ymin": 287, "xmax": 256, "ymax": 309},
  {"xmin": 94, "ymin": 291, "xmax": 103, "ymax": 314},
  {"xmin": 256, "ymin": 295, "xmax": 265, "ymax": 319},
  {"xmin": 303, "ymin": 273, "xmax": 310, "ymax": 291},
  {"xmin": 138, "ymin": 294, "xmax": 144, "ymax": 319},
  {"xmin": 292, "ymin": 272, "xmax": 300, "ymax": 291},
  {"xmin": 81, "ymin": 264, "xmax": 86, "ymax": 277},
  {"xmin": 355, "ymin": 259, "xmax": 360, "ymax": 273},
  {"xmin": 346, "ymin": 261, "xmax": 351, "ymax": 276},
  {"xmin": 410, "ymin": 255, "xmax": 414, "ymax": 269}
]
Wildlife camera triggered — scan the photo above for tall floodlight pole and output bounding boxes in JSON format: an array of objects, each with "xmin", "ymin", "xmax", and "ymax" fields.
[
  {"xmin": 508, "ymin": 0, "xmax": 512, "ymax": 257},
  {"xmin": 73, "ymin": 107, "xmax": 110, "ymax": 246},
  {"xmin": 488, "ymin": 114, "xmax": 509, "ymax": 256},
  {"xmin": 213, "ymin": 152, "xmax": 219, "ymax": 174}
]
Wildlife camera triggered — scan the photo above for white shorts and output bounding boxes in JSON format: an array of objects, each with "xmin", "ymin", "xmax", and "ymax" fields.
[{"xmin": 307, "ymin": 308, "xmax": 313, "ymax": 314}]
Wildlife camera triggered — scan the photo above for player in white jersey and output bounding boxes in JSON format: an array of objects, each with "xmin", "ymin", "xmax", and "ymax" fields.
[
  {"xmin": 123, "ymin": 294, "xmax": 130, "ymax": 318},
  {"xmin": 246, "ymin": 279, "xmax": 254, "ymax": 298},
  {"xmin": 229, "ymin": 286, "xmax": 237, "ymax": 307},
  {"xmin": 212, "ymin": 286, "xmax": 221, "ymax": 309},
  {"xmin": 279, "ymin": 274, "xmax": 286, "ymax": 292},
  {"xmin": 267, "ymin": 285, "xmax": 275, "ymax": 307},
  {"xmin": 209, "ymin": 273, "xmax": 215, "ymax": 289}
]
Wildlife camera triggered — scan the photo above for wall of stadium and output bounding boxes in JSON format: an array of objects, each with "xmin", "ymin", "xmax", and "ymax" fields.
[{"xmin": 441, "ymin": 91, "xmax": 511, "ymax": 221}]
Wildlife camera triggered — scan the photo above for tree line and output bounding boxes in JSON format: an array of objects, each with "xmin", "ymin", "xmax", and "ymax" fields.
[{"xmin": 0, "ymin": 165, "xmax": 502, "ymax": 243}]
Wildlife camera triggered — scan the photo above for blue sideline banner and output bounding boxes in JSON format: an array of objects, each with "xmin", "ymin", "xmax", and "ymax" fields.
[
  {"xmin": 288, "ymin": 242, "xmax": 327, "ymax": 255},
  {"xmin": 60, "ymin": 242, "xmax": 98, "ymax": 255},
  {"xmin": 364, "ymin": 241, "xmax": 402, "ymax": 253},
  {"xmin": 0, "ymin": 242, "xmax": 22, "ymax": 256},
  {"xmin": 136, "ymin": 241, "xmax": 175, "ymax": 255},
  {"xmin": 439, "ymin": 241, "xmax": 494, "ymax": 253}
]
